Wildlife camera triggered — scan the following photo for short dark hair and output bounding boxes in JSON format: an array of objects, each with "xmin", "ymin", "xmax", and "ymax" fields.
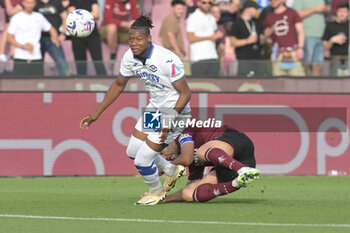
[
  {"xmin": 130, "ymin": 15, "xmax": 154, "ymax": 35},
  {"xmin": 337, "ymin": 2, "xmax": 349, "ymax": 10},
  {"xmin": 171, "ymin": 0, "xmax": 186, "ymax": 7}
]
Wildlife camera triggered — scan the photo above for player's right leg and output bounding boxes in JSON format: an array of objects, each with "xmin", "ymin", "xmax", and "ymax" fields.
[{"xmin": 106, "ymin": 24, "xmax": 118, "ymax": 60}]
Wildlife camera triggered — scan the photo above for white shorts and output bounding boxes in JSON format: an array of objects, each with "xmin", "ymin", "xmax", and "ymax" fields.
[{"xmin": 135, "ymin": 110, "xmax": 191, "ymax": 145}]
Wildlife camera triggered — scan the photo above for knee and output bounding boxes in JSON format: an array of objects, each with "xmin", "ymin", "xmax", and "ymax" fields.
[
  {"xmin": 126, "ymin": 135, "xmax": 144, "ymax": 160},
  {"xmin": 182, "ymin": 189, "xmax": 195, "ymax": 202},
  {"xmin": 126, "ymin": 144, "xmax": 137, "ymax": 160},
  {"xmin": 106, "ymin": 24, "xmax": 117, "ymax": 34}
]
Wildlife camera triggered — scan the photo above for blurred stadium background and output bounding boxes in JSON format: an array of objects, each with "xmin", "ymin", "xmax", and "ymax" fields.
[
  {"xmin": 0, "ymin": 1, "xmax": 350, "ymax": 232},
  {"xmin": 0, "ymin": 0, "xmax": 349, "ymax": 177}
]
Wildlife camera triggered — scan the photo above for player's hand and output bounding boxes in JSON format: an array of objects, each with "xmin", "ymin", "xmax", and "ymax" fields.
[
  {"xmin": 212, "ymin": 31, "xmax": 224, "ymax": 41},
  {"xmin": 80, "ymin": 112, "xmax": 99, "ymax": 129},
  {"xmin": 51, "ymin": 36, "xmax": 60, "ymax": 47},
  {"xmin": 58, "ymin": 34, "xmax": 66, "ymax": 44},
  {"xmin": 159, "ymin": 128, "xmax": 170, "ymax": 143},
  {"xmin": 314, "ymin": 4, "xmax": 327, "ymax": 13},
  {"xmin": 296, "ymin": 48, "xmax": 304, "ymax": 60},
  {"xmin": 22, "ymin": 43, "xmax": 33, "ymax": 53},
  {"xmin": 264, "ymin": 27, "xmax": 274, "ymax": 37},
  {"xmin": 331, "ymin": 34, "xmax": 347, "ymax": 45},
  {"xmin": 246, "ymin": 33, "xmax": 258, "ymax": 44}
]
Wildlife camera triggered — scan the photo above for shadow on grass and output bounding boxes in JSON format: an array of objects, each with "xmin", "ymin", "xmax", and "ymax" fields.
[{"xmin": 164, "ymin": 198, "xmax": 268, "ymax": 205}]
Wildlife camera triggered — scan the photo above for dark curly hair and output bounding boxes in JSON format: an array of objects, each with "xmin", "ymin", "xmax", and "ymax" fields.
[{"xmin": 130, "ymin": 15, "xmax": 154, "ymax": 35}]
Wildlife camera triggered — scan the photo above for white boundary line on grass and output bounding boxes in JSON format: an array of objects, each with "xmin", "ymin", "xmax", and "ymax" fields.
[{"xmin": 0, "ymin": 214, "xmax": 350, "ymax": 228}]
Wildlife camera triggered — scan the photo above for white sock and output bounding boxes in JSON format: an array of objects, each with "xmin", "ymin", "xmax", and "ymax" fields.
[
  {"xmin": 134, "ymin": 142, "xmax": 163, "ymax": 193},
  {"xmin": 154, "ymin": 155, "xmax": 175, "ymax": 176},
  {"xmin": 232, "ymin": 178, "xmax": 241, "ymax": 188}
]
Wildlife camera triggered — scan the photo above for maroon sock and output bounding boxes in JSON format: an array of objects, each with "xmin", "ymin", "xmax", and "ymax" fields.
[
  {"xmin": 192, "ymin": 182, "xmax": 239, "ymax": 202},
  {"xmin": 205, "ymin": 147, "xmax": 246, "ymax": 171}
]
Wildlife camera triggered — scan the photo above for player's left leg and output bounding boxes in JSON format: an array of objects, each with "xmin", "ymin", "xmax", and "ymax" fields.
[
  {"xmin": 165, "ymin": 170, "xmax": 243, "ymax": 203},
  {"xmin": 127, "ymin": 121, "xmax": 177, "ymax": 177},
  {"xmin": 165, "ymin": 170, "xmax": 218, "ymax": 202},
  {"xmin": 133, "ymin": 140, "xmax": 186, "ymax": 205},
  {"xmin": 134, "ymin": 139, "xmax": 166, "ymax": 205},
  {"xmin": 196, "ymin": 140, "xmax": 248, "ymax": 171},
  {"xmin": 192, "ymin": 164, "xmax": 260, "ymax": 203}
]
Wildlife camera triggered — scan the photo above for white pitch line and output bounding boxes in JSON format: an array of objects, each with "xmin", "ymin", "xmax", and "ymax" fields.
[{"xmin": 0, "ymin": 214, "xmax": 349, "ymax": 228}]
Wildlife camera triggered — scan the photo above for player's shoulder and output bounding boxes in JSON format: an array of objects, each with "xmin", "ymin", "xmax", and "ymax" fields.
[
  {"xmin": 32, "ymin": 11, "xmax": 44, "ymax": 17},
  {"xmin": 32, "ymin": 11, "xmax": 47, "ymax": 20},
  {"xmin": 208, "ymin": 13, "xmax": 216, "ymax": 21},
  {"xmin": 163, "ymin": 14, "xmax": 176, "ymax": 23},
  {"xmin": 286, "ymin": 7, "xmax": 299, "ymax": 15},
  {"xmin": 152, "ymin": 44, "xmax": 181, "ymax": 62},
  {"xmin": 186, "ymin": 9, "xmax": 201, "ymax": 23},
  {"xmin": 11, "ymin": 11, "xmax": 24, "ymax": 20}
]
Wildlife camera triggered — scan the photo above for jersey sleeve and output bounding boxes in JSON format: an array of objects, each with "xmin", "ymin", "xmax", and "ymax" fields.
[
  {"xmin": 186, "ymin": 14, "xmax": 196, "ymax": 33},
  {"xmin": 169, "ymin": 55, "xmax": 185, "ymax": 83},
  {"xmin": 119, "ymin": 51, "xmax": 134, "ymax": 77},
  {"xmin": 292, "ymin": 9, "xmax": 302, "ymax": 24},
  {"xmin": 263, "ymin": 14, "xmax": 271, "ymax": 29},
  {"xmin": 40, "ymin": 13, "xmax": 52, "ymax": 32},
  {"xmin": 7, "ymin": 16, "xmax": 18, "ymax": 35},
  {"xmin": 322, "ymin": 23, "xmax": 332, "ymax": 41}
]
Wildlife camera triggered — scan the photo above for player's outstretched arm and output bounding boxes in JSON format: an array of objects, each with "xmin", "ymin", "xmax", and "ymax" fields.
[{"xmin": 80, "ymin": 75, "xmax": 129, "ymax": 129}]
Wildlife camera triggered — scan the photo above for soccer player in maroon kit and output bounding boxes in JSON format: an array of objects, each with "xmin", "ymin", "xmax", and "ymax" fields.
[{"xmin": 161, "ymin": 125, "xmax": 260, "ymax": 203}]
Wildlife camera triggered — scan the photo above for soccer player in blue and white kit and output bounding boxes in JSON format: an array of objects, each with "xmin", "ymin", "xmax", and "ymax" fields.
[{"xmin": 80, "ymin": 15, "xmax": 191, "ymax": 205}]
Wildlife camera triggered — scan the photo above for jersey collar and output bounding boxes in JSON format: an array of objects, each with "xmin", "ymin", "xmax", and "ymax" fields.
[{"xmin": 133, "ymin": 42, "xmax": 154, "ymax": 65}]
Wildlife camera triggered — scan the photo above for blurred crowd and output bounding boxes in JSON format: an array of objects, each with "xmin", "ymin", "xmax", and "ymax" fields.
[{"xmin": 0, "ymin": 0, "xmax": 349, "ymax": 77}]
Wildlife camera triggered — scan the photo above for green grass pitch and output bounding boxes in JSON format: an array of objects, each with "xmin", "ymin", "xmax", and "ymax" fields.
[{"xmin": 0, "ymin": 176, "xmax": 349, "ymax": 233}]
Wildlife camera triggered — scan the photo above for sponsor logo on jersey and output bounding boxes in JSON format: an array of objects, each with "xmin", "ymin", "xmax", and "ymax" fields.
[
  {"xmin": 149, "ymin": 65, "xmax": 158, "ymax": 72},
  {"xmin": 172, "ymin": 63, "xmax": 182, "ymax": 76},
  {"xmin": 135, "ymin": 70, "xmax": 160, "ymax": 83}
]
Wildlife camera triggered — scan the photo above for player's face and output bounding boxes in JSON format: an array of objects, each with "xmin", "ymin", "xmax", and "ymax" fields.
[
  {"xmin": 173, "ymin": 4, "xmax": 185, "ymax": 19},
  {"xmin": 128, "ymin": 28, "xmax": 151, "ymax": 57},
  {"xmin": 337, "ymin": 7, "xmax": 349, "ymax": 23},
  {"xmin": 250, "ymin": 8, "xmax": 259, "ymax": 18},
  {"xmin": 199, "ymin": 0, "xmax": 213, "ymax": 13},
  {"xmin": 270, "ymin": 0, "xmax": 283, "ymax": 9},
  {"xmin": 210, "ymin": 5, "xmax": 221, "ymax": 22},
  {"xmin": 22, "ymin": 0, "xmax": 36, "ymax": 12}
]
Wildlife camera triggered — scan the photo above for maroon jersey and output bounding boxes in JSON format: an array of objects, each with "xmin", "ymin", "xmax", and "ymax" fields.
[
  {"xmin": 175, "ymin": 125, "xmax": 229, "ymax": 150},
  {"xmin": 101, "ymin": 0, "xmax": 138, "ymax": 27},
  {"xmin": 175, "ymin": 125, "xmax": 229, "ymax": 182},
  {"xmin": 263, "ymin": 8, "xmax": 302, "ymax": 47}
]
